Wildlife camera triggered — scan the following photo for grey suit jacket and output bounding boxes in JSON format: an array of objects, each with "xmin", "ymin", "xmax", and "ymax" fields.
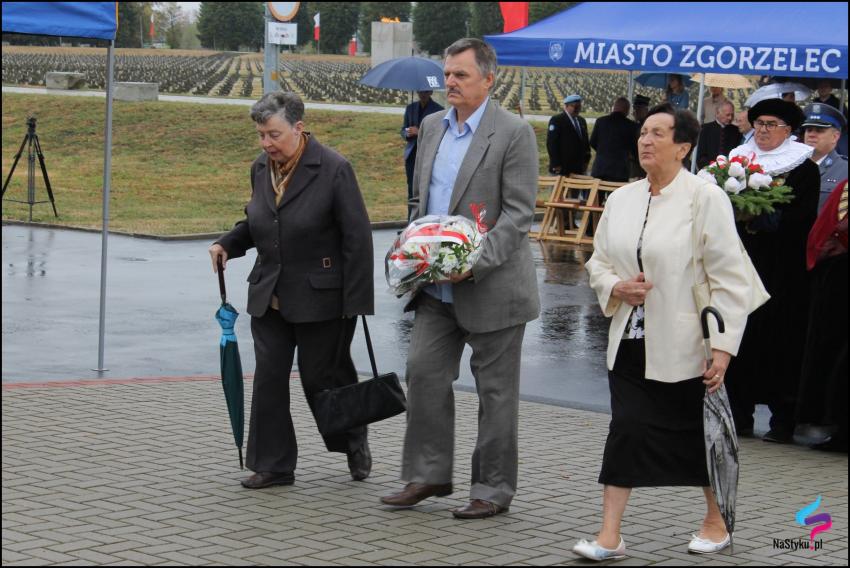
[{"xmin": 408, "ymin": 99, "xmax": 540, "ymax": 333}]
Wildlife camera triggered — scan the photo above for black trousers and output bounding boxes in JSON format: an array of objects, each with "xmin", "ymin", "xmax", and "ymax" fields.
[{"xmin": 246, "ymin": 312, "xmax": 366, "ymax": 473}]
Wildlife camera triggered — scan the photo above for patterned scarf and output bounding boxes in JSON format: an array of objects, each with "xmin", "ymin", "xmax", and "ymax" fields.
[{"xmin": 269, "ymin": 132, "xmax": 309, "ymax": 206}]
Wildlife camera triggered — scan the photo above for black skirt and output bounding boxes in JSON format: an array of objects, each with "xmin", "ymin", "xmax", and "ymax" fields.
[{"xmin": 599, "ymin": 339, "xmax": 710, "ymax": 488}]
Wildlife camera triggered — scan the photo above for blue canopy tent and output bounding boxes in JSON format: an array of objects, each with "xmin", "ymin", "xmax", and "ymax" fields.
[
  {"xmin": 486, "ymin": 2, "xmax": 848, "ymax": 171},
  {"xmin": 485, "ymin": 2, "xmax": 847, "ymax": 77},
  {"xmin": 2, "ymin": 2, "xmax": 118, "ymax": 372}
]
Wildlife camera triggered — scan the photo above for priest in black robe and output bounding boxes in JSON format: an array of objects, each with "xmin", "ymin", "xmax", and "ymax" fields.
[{"xmin": 724, "ymin": 98, "xmax": 820, "ymax": 443}]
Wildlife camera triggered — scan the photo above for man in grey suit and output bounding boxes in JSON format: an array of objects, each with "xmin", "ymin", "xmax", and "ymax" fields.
[{"xmin": 380, "ymin": 38, "xmax": 540, "ymax": 519}]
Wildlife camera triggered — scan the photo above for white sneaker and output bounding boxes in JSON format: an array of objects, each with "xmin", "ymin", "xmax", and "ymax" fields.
[
  {"xmin": 688, "ymin": 533, "xmax": 731, "ymax": 554},
  {"xmin": 572, "ymin": 537, "xmax": 626, "ymax": 561}
]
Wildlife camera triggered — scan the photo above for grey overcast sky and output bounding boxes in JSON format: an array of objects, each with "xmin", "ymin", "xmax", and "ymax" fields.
[{"xmin": 178, "ymin": 2, "xmax": 200, "ymax": 20}]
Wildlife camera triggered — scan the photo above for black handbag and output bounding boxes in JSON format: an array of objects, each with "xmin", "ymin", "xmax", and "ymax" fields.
[{"xmin": 313, "ymin": 316, "xmax": 407, "ymax": 437}]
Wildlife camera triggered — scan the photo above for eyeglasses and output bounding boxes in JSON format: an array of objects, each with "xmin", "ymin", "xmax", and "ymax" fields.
[{"xmin": 753, "ymin": 120, "xmax": 789, "ymax": 131}]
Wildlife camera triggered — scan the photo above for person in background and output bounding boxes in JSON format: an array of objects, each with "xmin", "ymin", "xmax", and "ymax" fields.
[
  {"xmin": 813, "ymin": 79, "xmax": 849, "ymax": 120},
  {"xmin": 696, "ymin": 100, "xmax": 740, "ymax": 169},
  {"xmin": 666, "ymin": 74, "xmax": 689, "ymax": 110},
  {"xmin": 702, "ymin": 86, "xmax": 728, "ymax": 124},
  {"xmin": 733, "ymin": 109, "xmax": 754, "ymax": 144},
  {"xmin": 801, "ymin": 103, "xmax": 848, "ymax": 211},
  {"xmin": 577, "ymin": 103, "xmax": 758, "ymax": 561},
  {"xmin": 547, "ymin": 94, "xmax": 590, "ymax": 176},
  {"xmin": 724, "ymin": 98, "xmax": 820, "ymax": 444},
  {"xmin": 630, "ymin": 94, "xmax": 651, "ymax": 179},
  {"xmin": 591, "ymin": 97, "xmax": 637, "ymax": 182},
  {"xmin": 208, "ymin": 91, "xmax": 375, "ymax": 489},
  {"xmin": 797, "ymin": 180, "xmax": 847, "ymax": 453},
  {"xmin": 633, "ymin": 94, "xmax": 651, "ymax": 127},
  {"xmin": 402, "ymin": 90, "xmax": 444, "ymax": 220},
  {"xmin": 812, "ymin": 80, "xmax": 848, "ymax": 156}
]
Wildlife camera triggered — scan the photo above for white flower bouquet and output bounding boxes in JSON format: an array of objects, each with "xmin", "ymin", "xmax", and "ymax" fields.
[
  {"xmin": 697, "ymin": 153, "xmax": 793, "ymax": 218},
  {"xmin": 385, "ymin": 210, "xmax": 487, "ymax": 295}
]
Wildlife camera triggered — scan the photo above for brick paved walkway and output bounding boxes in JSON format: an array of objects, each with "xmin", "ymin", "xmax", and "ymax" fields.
[{"xmin": 2, "ymin": 378, "xmax": 847, "ymax": 566}]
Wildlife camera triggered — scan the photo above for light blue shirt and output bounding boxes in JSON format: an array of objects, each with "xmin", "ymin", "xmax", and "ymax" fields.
[{"xmin": 424, "ymin": 97, "xmax": 489, "ymax": 304}]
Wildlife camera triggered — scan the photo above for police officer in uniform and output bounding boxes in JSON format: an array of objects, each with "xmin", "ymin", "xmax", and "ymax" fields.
[
  {"xmin": 802, "ymin": 103, "xmax": 848, "ymax": 212},
  {"xmin": 546, "ymin": 94, "xmax": 590, "ymax": 176}
]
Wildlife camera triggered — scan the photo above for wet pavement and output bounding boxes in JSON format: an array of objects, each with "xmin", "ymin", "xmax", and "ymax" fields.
[{"xmin": 2, "ymin": 225, "xmax": 613, "ymax": 411}]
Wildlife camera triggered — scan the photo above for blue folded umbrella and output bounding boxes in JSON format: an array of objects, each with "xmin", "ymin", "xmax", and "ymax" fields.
[
  {"xmin": 359, "ymin": 56, "xmax": 445, "ymax": 92},
  {"xmin": 215, "ymin": 264, "xmax": 244, "ymax": 470}
]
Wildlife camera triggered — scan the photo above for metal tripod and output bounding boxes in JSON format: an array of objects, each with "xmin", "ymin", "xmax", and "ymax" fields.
[{"xmin": 2, "ymin": 117, "xmax": 59, "ymax": 221}]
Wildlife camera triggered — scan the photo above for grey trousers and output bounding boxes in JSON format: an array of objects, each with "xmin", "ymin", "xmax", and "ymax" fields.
[{"xmin": 402, "ymin": 294, "xmax": 526, "ymax": 508}]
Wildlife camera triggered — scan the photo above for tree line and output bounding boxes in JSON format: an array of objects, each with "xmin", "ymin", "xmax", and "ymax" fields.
[{"xmin": 3, "ymin": 2, "xmax": 576, "ymax": 56}]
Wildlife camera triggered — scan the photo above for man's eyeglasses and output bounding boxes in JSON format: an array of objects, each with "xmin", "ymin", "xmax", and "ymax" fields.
[{"xmin": 753, "ymin": 120, "xmax": 789, "ymax": 131}]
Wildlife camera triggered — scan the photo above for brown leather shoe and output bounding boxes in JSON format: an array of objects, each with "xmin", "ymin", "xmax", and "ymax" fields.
[
  {"xmin": 451, "ymin": 499, "xmax": 507, "ymax": 519},
  {"xmin": 380, "ymin": 482, "xmax": 453, "ymax": 507},
  {"xmin": 240, "ymin": 471, "xmax": 295, "ymax": 489}
]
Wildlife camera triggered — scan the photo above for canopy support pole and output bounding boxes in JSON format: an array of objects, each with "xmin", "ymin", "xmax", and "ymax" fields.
[
  {"xmin": 691, "ymin": 73, "xmax": 706, "ymax": 174},
  {"xmin": 95, "ymin": 40, "xmax": 115, "ymax": 373},
  {"xmin": 263, "ymin": 5, "xmax": 276, "ymax": 94},
  {"xmin": 520, "ymin": 67, "xmax": 526, "ymax": 117},
  {"xmin": 627, "ymin": 70, "xmax": 634, "ymax": 104}
]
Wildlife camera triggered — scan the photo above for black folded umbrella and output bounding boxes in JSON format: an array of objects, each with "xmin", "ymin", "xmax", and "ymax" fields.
[
  {"xmin": 701, "ymin": 307, "xmax": 739, "ymax": 538},
  {"xmin": 215, "ymin": 260, "xmax": 244, "ymax": 469}
]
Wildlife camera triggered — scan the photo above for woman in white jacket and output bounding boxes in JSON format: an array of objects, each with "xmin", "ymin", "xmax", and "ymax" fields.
[{"xmin": 574, "ymin": 103, "xmax": 765, "ymax": 561}]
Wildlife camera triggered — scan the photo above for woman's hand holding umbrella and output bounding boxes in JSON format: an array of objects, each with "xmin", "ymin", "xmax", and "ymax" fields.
[
  {"xmin": 209, "ymin": 243, "xmax": 228, "ymax": 273},
  {"xmin": 702, "ymin": 349, "xmax": 731, "ymax": 394}
]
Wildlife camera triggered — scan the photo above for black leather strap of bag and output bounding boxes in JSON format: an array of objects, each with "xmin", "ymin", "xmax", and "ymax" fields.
[
  {"xmin": 333, "ymin": 316, "xmax": 381, "ymax": 380},
  {"xmin": 360, "ymin": 316, "xmax": 379, "ymax": 379}
]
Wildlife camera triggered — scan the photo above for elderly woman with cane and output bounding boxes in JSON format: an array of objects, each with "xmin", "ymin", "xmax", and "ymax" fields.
[{"xmin": 575, "ymin": 103, "xmax": 764, "ymax": 560}]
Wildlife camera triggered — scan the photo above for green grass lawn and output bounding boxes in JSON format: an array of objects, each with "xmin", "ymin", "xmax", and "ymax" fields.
[{"xmin": 2, "ymin": 93, "xmax": 551, "ymax": 235}]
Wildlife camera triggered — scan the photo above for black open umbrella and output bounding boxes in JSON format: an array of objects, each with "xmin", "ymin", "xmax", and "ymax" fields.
[
  {"xmin": 701, "ymin": 307, "xmax": 739, "ymax": 539},
  {"xmin": 215, "ymin": 260, "xmax": 244, "ymax": 469}
]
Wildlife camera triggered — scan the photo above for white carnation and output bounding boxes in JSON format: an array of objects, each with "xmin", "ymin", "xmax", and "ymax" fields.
[
  {"xmin": 748, "ymin": 172, "xmax": 773, "ymax": 190},
  {"xmin": 728, "ymin": 162, "xmax": 746, "ymax": 179},
  {"xmin": 723, "ymin": 177, "xmax": 745, "ymax": 194}
]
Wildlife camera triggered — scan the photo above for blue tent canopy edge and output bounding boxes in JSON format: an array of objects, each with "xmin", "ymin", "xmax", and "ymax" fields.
[
  {"xmin": 485, "ymin": 2, "xmax": 847, "ymax": 79},
  {"xmin": 2, "ymin": 2, "xmax": 117, "ymax": 41}
]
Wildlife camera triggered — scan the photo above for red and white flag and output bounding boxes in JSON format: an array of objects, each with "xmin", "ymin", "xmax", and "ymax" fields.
[
  {"xmin": 313, "ymin": 13, "xmax": 320, "ymax": 41},
  {"xmin": 499, "ymin": 2, "xmax": 529, "ymax": 33},
  {"xmin": 149, "ymin": 12, "xmax": 155, "ymax": 39}
]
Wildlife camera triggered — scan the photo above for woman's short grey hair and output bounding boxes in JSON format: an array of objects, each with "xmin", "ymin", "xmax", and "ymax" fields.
[
  {"xmin": 250, "ymin": 91, "xmax": 305, "ymax": 126},
  {"xmin": 444, "ymin": 38, "xmax": 497, "ymax": 81}
]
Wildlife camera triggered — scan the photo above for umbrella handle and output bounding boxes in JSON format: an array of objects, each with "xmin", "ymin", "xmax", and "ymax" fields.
[
  {"xmin": 700, "ymin": 306, "xmax": 725, "ymax": 339},
  {"xmin": 700, "ymin": 306, "xmax": 725, "ymax": 364},
  {"xmin": 217, "ymin": 258, "xmax": 226, "ymax": 304}
]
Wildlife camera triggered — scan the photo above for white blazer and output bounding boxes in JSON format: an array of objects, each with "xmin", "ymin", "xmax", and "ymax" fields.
[{"xmin": 586, "ymin": 169, "xmax": 759, "ymax": 382}]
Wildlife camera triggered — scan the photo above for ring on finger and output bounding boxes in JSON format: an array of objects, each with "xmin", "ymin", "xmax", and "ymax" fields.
[{"xmin": 713, "ymin": 374, "xmax": 722, "ymax": 380}]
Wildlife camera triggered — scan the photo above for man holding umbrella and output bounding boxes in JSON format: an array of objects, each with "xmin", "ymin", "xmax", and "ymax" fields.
[{"xmin": 402, "ymin": 91, "xmax": 443, "ymax": 220}]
